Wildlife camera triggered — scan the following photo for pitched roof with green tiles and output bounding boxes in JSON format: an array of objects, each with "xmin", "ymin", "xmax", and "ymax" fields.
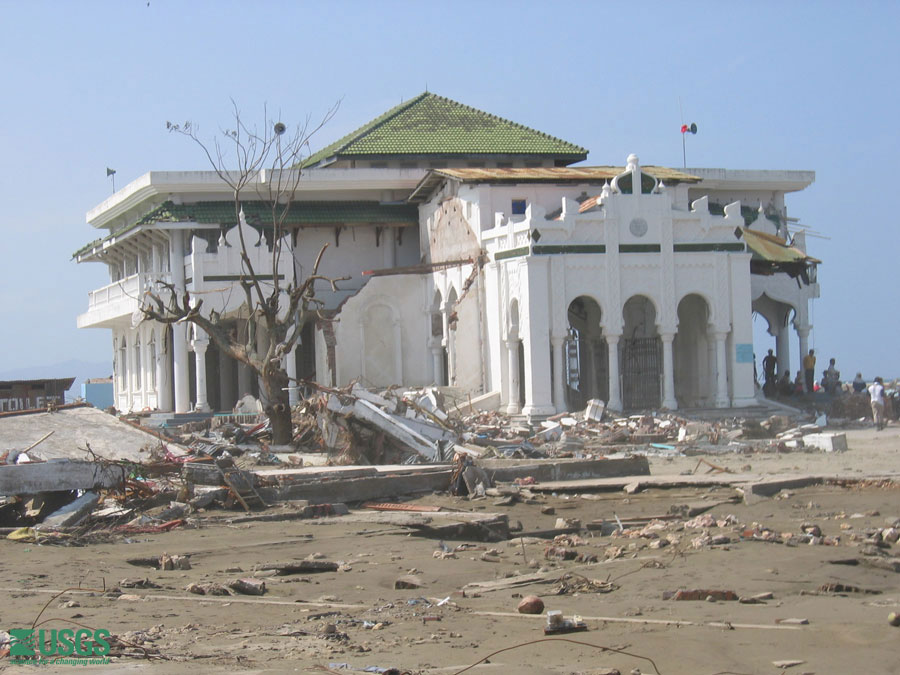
[{"xmin": 302, "ymin": 93, "xmax": 587, "ymax": 168}]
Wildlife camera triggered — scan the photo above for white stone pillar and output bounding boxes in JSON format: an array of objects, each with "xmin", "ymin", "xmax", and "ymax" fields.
[
  {"xmin": 606, "ymin": 333, "xmax": 622, "ymax": 411},
  {"xmin": 776, "ymin": 321, "xmax": 791, "ymax": 380},
  {"xmin": 713, "ymin": 331, "xmax": 730, "ymax": 408},
  {"xmin": 153, "ymin": 324, "xmax": 170, "ymax": 411},
  {"xmin": 169, "ymin": 230, "xmax": 190, "ymax": 413},
  {"xmin": 661, "ymin": 332, "xmax": 677, "ymax": 410},
  {"xmin": 285, "ymin": 345, "xmax": 299, "ymax": 406},
  {"xmin": 506, "ymin": 338, "xmax": 521, "ymax": 414},
  {"xmin": 430, "ymin": 341, "xmax": 444, "ymax": 386},
  {"xmin": 192, "ymin": 335, "xmax": 210, "ymax": 412},
  {"xmin": 125, "ymin": 329, "xmax": 135, "ymax": 411},
  {"xmin": 139, "ymin": 324, "xmax": 151, "ymax": 409},
  {"xmin": 551, "ymin": 336, "xmax": 566, "ymax": 413}
]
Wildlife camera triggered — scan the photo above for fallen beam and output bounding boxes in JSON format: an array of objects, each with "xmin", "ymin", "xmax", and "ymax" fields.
[{"xmin": 0, "ymin": 461, "xmax": 127, "ymax": 495}]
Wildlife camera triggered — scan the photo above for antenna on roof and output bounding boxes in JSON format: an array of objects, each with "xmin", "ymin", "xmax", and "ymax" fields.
[{"xmin": 106, "ymin": 167, "xmax": 116, "ymax": 193}]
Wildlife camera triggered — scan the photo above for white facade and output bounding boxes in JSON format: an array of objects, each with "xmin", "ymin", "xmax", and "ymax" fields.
[{"xmin": 77, "ymin": 159, "xmax": 816, "ymax": 415}]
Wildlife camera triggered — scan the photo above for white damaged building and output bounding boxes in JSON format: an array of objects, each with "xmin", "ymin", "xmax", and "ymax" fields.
[{"xmin": 74, "ymin": 93, "xmax": 818, "ymax": 415}]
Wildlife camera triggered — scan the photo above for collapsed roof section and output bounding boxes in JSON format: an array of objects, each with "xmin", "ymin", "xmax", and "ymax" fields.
[{"xmin": 302, "ymin": 92, "xmax": 588, "ymax": 169}]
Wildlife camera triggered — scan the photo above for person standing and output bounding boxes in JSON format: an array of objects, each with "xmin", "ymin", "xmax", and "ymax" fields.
[
  {"xmin": 869, "ymin": 377, "xmax": 885, "ymax": 431},
  {"xmin": 762, "ymin": 349, "xmax": 777, "ymax": 396},
  {"xmin": 803, "ymin": 349, "xmax": 816, "ymax": 393}
]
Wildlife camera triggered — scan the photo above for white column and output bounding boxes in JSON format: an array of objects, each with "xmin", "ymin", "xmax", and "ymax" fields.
[
  {"xmin": 192, "ymin": 334, "xmax": 210, "ymax": 412},
  {"xmin": 430, "ymin": 341, "xmax": 444, "ymax": 386},
  {"xmin": 125, "ymin": 329, "xmax": 135, "ymax": 411},
  {"xmin": 713, "ymin": 331, "xmax": 730, "ymax": 408},
  {"xmin": 139, "ymin": 324, "xmax": 151, "ymax": 409},
  {"xmin": 169, "ymin": 230, "xmax": 190, "ymax": 413},
  {"xmin": 285, "ymin": 345, "xmax": 299, "ymax": 406},
  {"xmin": 606, "ymin": 333, "xmax": 622, "ymax": 411},
  {"xmin": 661, "ymin": 332, "xmax": 677, "ymax": 410},
  {"xmin": 551, "ymin": 336, "xmax": 566, "ymax": 413},
  {"xmin": 505, "ymin": 338, "xmax": 520, "ymax": 414},
  {"xmin": 172, "ymin": 325, "xmax": 190, "ymax": 412},
  {"xmin": 155, "ymin": 324, "xmax": 173, "ymax": 411}
]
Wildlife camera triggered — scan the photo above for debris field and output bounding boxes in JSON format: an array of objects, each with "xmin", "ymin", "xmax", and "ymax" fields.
[{"xmin": 0, "ymin": 386, "xmax": 898, "ymax": 674}]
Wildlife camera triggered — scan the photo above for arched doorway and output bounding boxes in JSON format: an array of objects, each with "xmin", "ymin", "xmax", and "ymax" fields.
[
  {"xmin": 621, "ymin": 295, "xmax": 661, "ymax": 409},
  {"xmin": 565, "ymin": 296, "xmax": 607, "ymax": 410},
  {"xmin": 674, "ymin": 294, "xmax": 712, "ymax": 407}
]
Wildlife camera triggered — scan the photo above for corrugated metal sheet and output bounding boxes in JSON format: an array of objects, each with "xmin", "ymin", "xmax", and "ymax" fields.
[{"xmin": 741, "ymin": 228, "xmax": 821, "ymax": 264}]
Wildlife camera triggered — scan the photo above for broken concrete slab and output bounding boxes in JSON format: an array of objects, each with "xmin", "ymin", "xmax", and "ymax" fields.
[
  {"xmin": 801, "ymin": 432, "xmax": 848, "ymax": 453},
  {"xmin": 0, "ymin": 406, "xmax": 186, "ymax": 462},
  {"xmin": 0, "ymin": 460, "xmax": 127, "ymax": 495},
  {"xmin": 36, "ymin": 491, "xmax": 100, "ymax": 529}
]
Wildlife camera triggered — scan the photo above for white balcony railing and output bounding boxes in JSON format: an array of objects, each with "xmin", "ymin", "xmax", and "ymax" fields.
[{"xmin": 85, "ymin": 273, "xmax": 172, "ymax": 311}]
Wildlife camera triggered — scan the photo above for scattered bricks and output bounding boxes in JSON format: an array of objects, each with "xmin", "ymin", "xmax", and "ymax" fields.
[
  {"xmin": 663, "ymin": 589, "xmax": 738, "ymax": 601},
  {"xmin": 394, "ymin": 574, "xmax": 423, "ymax": 589},
  {"xmin": 517, "ymin": 595, "xmax": 545, "ymax": 614},
  {"xmin": 227, "ymin": 578, "xmax": 267, "ymax": 595}
]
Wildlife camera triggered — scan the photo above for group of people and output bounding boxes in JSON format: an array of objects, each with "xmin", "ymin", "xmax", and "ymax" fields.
[
  {"xmin": 761, "ymin": 348, "xmax": 844, "ymax": 397},
  {"xmin": 760, "ymin": 348, "xmax": 889, "ymax": 430}
]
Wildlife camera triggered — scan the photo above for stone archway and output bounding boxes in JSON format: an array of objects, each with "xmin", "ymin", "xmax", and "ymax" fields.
[
  {"xmin": 565, "ymin": 296, "xmax": 607, "ymax": 410},
  {"xmin": 621, "ymin": 295, "xmax": 661, "ymax": 410},
  {"xmin": 674, "ymin": 294, "xmax": 713, "ymax": 408}
]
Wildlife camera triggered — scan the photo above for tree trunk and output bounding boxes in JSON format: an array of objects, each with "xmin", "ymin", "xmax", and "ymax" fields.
[{"xmin": 261, "ymin": 367, "xmax": 293, "ymax": 445}]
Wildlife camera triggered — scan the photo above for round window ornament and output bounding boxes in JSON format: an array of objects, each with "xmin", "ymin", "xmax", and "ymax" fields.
[{"xmin": 629, "ymin": 217, "xmax": 648, "ymax": 238}]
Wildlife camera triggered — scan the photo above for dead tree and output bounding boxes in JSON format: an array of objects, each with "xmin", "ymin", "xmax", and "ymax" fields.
[{"xmin": 141, "ymin": 101, "xmax": 341, "ymax": 444}]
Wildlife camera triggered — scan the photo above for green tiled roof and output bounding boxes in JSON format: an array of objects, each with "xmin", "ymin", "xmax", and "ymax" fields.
[
  {"xmin": 137, "ymin": 200, "xmax": 418, "ymax": 227},
  {"xmin": 302, "ymin": 93, "xmax": 587, "ymax": 167}
]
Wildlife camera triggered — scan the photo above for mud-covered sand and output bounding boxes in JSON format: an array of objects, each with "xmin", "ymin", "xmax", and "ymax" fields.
[{"xmin": 2, "ymin": 425, "xmax": 899, "ymax": 674}]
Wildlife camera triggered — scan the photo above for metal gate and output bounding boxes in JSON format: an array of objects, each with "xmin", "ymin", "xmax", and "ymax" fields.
[{"xmin": 622, "ymin": 337, "xmax": 661, "ymax": 410}]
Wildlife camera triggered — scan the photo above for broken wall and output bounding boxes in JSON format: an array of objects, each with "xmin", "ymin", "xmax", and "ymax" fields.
[{"xmin": 319, "ymin": 274, "xmax": 432, "ymax": 388}]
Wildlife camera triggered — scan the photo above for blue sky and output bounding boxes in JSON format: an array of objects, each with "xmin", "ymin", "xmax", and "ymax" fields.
[{"xmin": 0, "ymin": 1, "xmax": 897, "ymax": 380}]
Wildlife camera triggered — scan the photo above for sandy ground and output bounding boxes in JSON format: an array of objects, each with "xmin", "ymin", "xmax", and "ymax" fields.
[{"xmin": 2, "ymin": 424, "xmax": 899, "ymax": 675}]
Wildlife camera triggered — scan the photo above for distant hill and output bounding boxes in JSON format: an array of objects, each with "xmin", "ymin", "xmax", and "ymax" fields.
[{"xmin": 0, "ymin": 359, "xmax": 112, "ymax": 402}]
